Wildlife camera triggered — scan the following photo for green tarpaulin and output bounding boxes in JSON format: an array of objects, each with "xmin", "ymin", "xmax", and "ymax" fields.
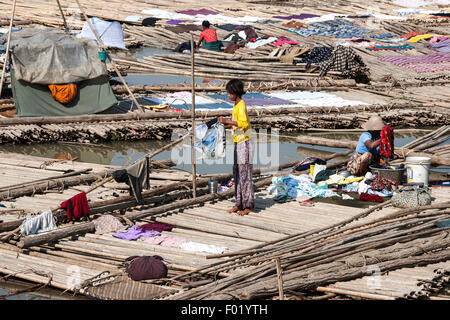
[{"xmin": 11, "ymin": 71, "xmax": 117, "ymax": 117}]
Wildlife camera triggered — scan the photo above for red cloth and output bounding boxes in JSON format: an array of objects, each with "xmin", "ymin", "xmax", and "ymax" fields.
[
  {"xmin": 360, "ymin": 193, "xmax": 384, "ymax": 203},
  {"xmin": 199, "ymin": 28, "xmax": 218, "ymax": 43},
  {"xmin": 140, "ymin": 222, "xmax": 174, "ymax": 233},
  {"xmin": 401, "ymin": 31, "xmax": 425, "ymax": 39},
  {"xmin": 60, "ymin": 192, "xmax": 90, "ymax": 221},
  {"xmin": 380, "ymin": 126, "xmax": 394, "ymax": 158},
  {"xmin": 371, "ymin": 174, "xmax": 396, "ymax": 191}
]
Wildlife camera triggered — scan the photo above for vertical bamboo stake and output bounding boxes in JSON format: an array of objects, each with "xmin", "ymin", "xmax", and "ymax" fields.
[
  {"xmin": 55, "ymin": 0, "xmax": 68, "ymax": 30},
  {"xmin": 0, "ymin": 0, "xmax": 17, "ymax": 98},
  {"xmin": 275, "ymin": 258, "xmax": 284, "ymax": 300},
  {"xmin": 74, "ymin": 0, "xmax": 143, "ymax": 113},
  {"xmin": 190, "ymin": 34, "xmax": 197, "ymax": 198}
]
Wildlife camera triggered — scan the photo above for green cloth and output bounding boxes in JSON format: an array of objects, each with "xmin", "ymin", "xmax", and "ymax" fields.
[
  {"xmin": 314, "ymin": 169, "xmax": 334, "ymax": 183},
  {"xmin": 11, "ymin": 71, "xmax": 117, "ymax": 117},
  {"xmin": 202, "ymin": 40, "xmax": 223, "ymax": 52}
]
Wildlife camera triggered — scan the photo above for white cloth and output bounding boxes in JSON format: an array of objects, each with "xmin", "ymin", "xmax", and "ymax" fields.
[
  {"xmin": 141, "ymin": 9, "xmax": 263, "ymax": 25},
  {"xmin": 364, "ymin": 172, "xmax": 375, "ymax": 180},
  {"xmin": 292, "ymin": 97, "xmax": 369, "ymax": 107},
  {"xmin": 393, "ymin": 0, "xmax": 432, "ymax": 7},
  {"xmin": 179, "ymin": 241, "xmax": 228, "ymax": 254},
  {"xmin": 166, "ymin": 92, "xmax": 215, "ymax": 105},
  {"xmin": 356, "ymin": 12, "xmax": 407, "ymax": 20},
  {"xmin": 312, "ymin": 164, "xmax": 327, "ymax": 181},
  {"xmin": 246, "ymin": 37, "xmax": 277, "ymax": 49},
  {"xmin": 238, "ymin": 31, "xmax": 247, "ymax": 41},
  {"xmin": 194, "ymin": 123, "xmax": 226, "ymax": 160},
  {"xmin": 303, "ymin": 13, "xmax": 347, "ymax": 24},
  {"xmin": 125, "ymin": 16, "xmax": 143, "ymax": 22},
  {"xmin": 342, "ymin": 194, "xmax": 354, "ymax": 200},
  {"xmin": 358, "ymin": 181, "xmax": 370, "ymax": 194},
  {"xmin": 195, "ymin": 123, "xmax": 208, "ymax": 140},
  {"xmin": 19, "ymin": 210, "xmax": 57, "ymax": 236},
  {"xmin": 77, "ymin": 17, "xmax": 126, "ymax": 50},
  {"xmin": 268, "ymin": 91, "xmax": 369, "ymax": 107},
  {"xmin": 268, "ymin": 91, "xmax": 333, "ymax": 100}
]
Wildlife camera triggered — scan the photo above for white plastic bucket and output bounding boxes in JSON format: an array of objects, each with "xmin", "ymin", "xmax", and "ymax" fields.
[{"xmin": 405, "ymin": 156, "xmax": 431, "ymax": 185}]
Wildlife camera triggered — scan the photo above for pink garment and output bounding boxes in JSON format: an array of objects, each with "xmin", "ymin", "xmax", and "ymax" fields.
[
  {"xmin": 273, "ymin": 40, "xmax": 298, "ymax": 46},
  {"xmin": 93, "ymin": 215, "xmax": 126, "ymax": 235},
  {"xmin": 429, "ymin": 36, "xmax": 449, "ymax": 43},
  {"xmin": 140, "ymin": 234, "xmax": 187, "ymax": 248}
]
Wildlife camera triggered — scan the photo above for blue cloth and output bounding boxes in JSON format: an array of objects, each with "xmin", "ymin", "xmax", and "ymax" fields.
[
  {"xmin": 342, "ymin": 183, "xmax": 358, "ymax": 193},
  {"xmin": 379, "ymin": 38, "xmax": 406, "ymax": 43},
  {"xmin": 289, "ymin": 19, "xmax": 372, "ymax": 38},
  {"xmin": 268, "ymin": 175, "xmax": 339, "ymax": 199},
  {"xmin": 186, "ymin": 102, "xmax": 233, "ymax": 110},
  {"xmin": 355, "ymin": 132, "xmax": 379, "ymax": 156},
  {"xmin": 207, "ymin": 93, "xmax": 270, "ymax": 100},
  {"xmin": 371, "ymin": 33, "xmax": 394, "ymax": 39},
  {"xmin": 199, "ymin": 127, "xmax": 217, "ymax": 152},
  {"xmin": 368, "ymin": 189, "xmax": 392, "ymax": 197},
  {"xmin": 194, "ymin": 123, "xmax": 225, "ymax": 159}
]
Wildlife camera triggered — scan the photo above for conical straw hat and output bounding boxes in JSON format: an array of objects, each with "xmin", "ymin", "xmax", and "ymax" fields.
[{"xmin": 362, "ymin": 115, "xmax": 385, "ymax": 130}]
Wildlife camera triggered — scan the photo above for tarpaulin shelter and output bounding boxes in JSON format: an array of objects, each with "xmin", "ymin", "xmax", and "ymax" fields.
[{"xmin": 9, "ymin": 29, "xmax": 117, "ymax": 117}]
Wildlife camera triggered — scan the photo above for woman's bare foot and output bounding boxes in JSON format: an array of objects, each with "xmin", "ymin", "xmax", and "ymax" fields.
[
  {"xmin": 227, "ymin": 206, "xmax": 240, "ymax": 213},
  {"xmin": 237, "ymin": 208, "xmax": 253, "ymax": 216}
]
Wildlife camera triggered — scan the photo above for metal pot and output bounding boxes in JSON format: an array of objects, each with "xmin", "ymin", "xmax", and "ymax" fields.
[{"xmin": 208, "ymin": 180, "xmax": 218, "ymax": 194}]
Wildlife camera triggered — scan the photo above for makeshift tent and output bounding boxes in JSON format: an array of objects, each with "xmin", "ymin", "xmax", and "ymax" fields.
[{"xmin": 9, "ymin": 29, "xmax": 117, "ymax": 117}]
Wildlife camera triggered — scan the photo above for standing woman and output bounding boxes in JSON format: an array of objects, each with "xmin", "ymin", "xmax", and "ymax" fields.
[{"xmin": 218, "ymin": 79, "xmax": 254, "ymax": 216}]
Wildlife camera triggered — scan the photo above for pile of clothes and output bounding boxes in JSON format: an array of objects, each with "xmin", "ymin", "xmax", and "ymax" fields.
[
  {"xmin": 268, "ymin": 163, "xmax": 398, "ymax": 204},
  {"xmin": 341, "ymin": 171, "xmax": 398, "ymax": 199}
]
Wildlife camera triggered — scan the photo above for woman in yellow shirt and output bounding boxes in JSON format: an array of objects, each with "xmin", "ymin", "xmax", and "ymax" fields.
[{"xmin": 218, "ymin": 79, "xmax": 254, "ymax": 216}]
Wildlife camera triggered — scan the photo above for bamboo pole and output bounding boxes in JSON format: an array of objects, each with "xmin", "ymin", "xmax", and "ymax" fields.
[
  {"xmin": 191, "ymin": 34, "xmax": 197, "ymax": 199},
  {"xmin": 0, "ymin": 0, "xmax": 17, "ymax": 98},
  {"xmin": 73, "ymin": 0, "xmax": 143, "ymax": 113},
  {"xmin": 55, "ymin": 0, "xmax": 68, "ymax": 30},
  {"xmin": 275, "ymin": 258, "xmax": 284, "ymax": 300}
]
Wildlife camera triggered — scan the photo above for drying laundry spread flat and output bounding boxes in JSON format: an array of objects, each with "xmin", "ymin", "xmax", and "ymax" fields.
[
  {"xmin": 19, "ymin": 210, "xmax": 57, "ymax": 236},
  {"xmin": 113, "ymin": 225, "xmax": 160, "ymax": 241}
]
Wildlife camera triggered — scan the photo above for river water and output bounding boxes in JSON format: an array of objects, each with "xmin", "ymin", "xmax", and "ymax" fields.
[{"xmin": 1, "ymin": 130, "xmax": 448, "ymax": 174}]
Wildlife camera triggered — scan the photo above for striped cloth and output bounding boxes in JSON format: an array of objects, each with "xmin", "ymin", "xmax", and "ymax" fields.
[{"xmin": 379, "ymin": 54, "xmax": 450, "ymax": 73}]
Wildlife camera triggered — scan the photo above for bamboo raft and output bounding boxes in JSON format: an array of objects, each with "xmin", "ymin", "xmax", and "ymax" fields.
[
  {"xmin": 0, "ymin": 106, "xmax": 447, "ymax": 144},
  {"xmin": 0, "ymin": 0, "xmax": 449, "ymax": 300},
  {"xmin": 0, "ymin": 130, "xmax": 448, "ymax": 300}
]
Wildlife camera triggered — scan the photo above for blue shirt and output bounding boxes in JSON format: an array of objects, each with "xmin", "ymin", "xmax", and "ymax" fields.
[{"xmin": 356, "ymin": 132, "xmax": 379, "ymax": 156}]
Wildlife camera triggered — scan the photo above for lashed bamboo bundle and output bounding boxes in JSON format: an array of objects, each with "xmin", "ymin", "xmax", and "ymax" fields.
[
  {"xmin": 111, "ymin": 78, "xmax": 356, "ymax": 94},
  {"xmin": 0, "ymin": 108, "xmax": 447, "ymax": 145},
  {"xmin": 166, "ymin": 201, "xmax": 450, "ymax": 300},
  {"xmin": 113, "ymin": 51, "xmax": 339, "ymax": 82}
]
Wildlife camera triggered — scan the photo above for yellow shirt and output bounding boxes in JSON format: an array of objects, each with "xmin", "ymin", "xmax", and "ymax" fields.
[
  {"xmin": 232, "ymin": 99, "xmax": 251, "ymax": 144},
  {"xmin": 407, "ymin": 34, "xmax": 447, "ymax": 42}
]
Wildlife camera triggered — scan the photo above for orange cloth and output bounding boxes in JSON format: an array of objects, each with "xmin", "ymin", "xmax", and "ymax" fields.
[{"xmin": 48, "ymin": 84, "xmax": 77, "ymax": 104}]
